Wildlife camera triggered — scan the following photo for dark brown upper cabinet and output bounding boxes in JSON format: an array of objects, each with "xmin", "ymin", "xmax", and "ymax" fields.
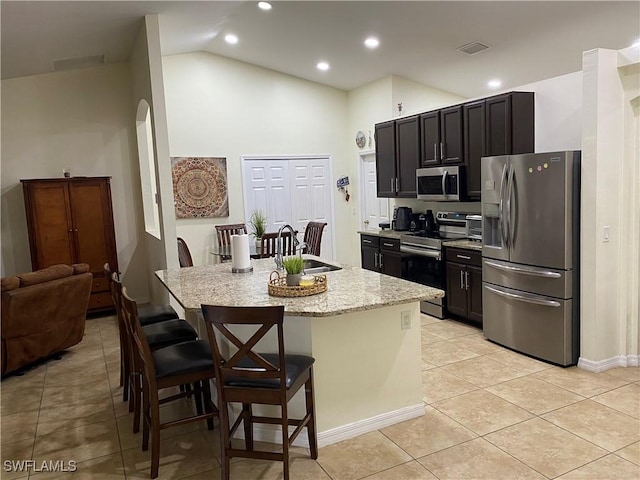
[
  {"xmin": 375, "ymin": 116, "xmax": 420, "ymax": 198},
  {"xmin": 464, "ymin": 92, "xmax": 534, "ymax": 200},
  {"xmin": 420, "ymin": 106, "xmax": 463, "ymax": 166},
  {"xmin": 375, "ymin": 120, "xmax": 396, "ymax": 197}
]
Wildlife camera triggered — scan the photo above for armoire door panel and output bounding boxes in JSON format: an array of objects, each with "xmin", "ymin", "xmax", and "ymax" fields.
[
  {"xmin": 70, "ymin": 182, "xmax": 110, "ymax": 272},
  {"xmin": 29, "ymin": 184, "xmax": 75, "ymax": 268}
]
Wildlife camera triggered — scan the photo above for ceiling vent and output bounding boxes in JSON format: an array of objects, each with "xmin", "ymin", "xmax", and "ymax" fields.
[
  {"xmin": 51, "ymin": 54, "xmax": 105, "ymax": 72},
  {"xmin": 457, "ymin": 42, "xmax": 490, "ymax": 56}
]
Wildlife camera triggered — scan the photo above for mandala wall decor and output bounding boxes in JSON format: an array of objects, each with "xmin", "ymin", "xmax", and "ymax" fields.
[{"xmin": 171, "ymin": 157, "xmax": 229, "ymax": 218}]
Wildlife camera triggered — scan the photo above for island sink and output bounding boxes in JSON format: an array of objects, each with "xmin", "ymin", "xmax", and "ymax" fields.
[{"xmin": 302, "ymin": 259, "xmax": 342, "ymax": 274}]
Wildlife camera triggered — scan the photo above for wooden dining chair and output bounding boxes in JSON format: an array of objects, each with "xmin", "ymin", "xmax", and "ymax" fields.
[
  {"xmin": 215, "ymin": 224, "xmax": 247, "ymax": 262},
  {"xmin": 109, "ymin": 272, "xmax": 197, "ymax": 433},
  {"xmin": 303, "ymin": 222, "xmax": 327, "ymax": 256},
  {"xmin": 121, "ymin": 287, "xmax": 217, "ymax": 479},
  {"xmin": 201, "ymin": 304, "xmax": 318, "ymax": 480},
  {"xmin": 260, "ymin": 231, "xmax": 297, "ymax": 258},
  {"xmin": 177, "ymin": 237, "xmax": 193, "ymax": 267}
]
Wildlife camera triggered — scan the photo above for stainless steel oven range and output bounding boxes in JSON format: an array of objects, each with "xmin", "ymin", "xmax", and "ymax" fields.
[{"xmin": 400, "ymin": 212, "xmax": 468, "ymax": 318}]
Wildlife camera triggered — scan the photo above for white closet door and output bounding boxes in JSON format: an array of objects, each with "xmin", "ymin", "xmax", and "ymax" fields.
[
  {"xmin": 361, "ymin": 153, "xmax": 390, "ymax": 230},
  {"xmin": 290, "ymin": 158, "xmax": 333, "ymax": 259},
  {"xmin": 243, "ymin": 160, "xmax": 291, "ymax": 233}
]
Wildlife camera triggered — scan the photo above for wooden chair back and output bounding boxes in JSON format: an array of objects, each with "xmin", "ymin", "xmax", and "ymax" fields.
[
  {"xmin": 303, "ymin": 222, "xmax": 327, "ymax": 256},
  {"xmin": 177, "ymin": 237, "xmax": 193, "ymax": 267},
  {"xmin": 215, "ymin": 223, "xmax": 247, "ymax": 246},
  {"xmin": 120, "ymin": 287, "xmax": 156, "ymax": 389},
  {"xmin": 260, "ymin": 231, "xmax": 297, "ymax": 258},
  {"xmin": 201, "ymin": 305, "xmax": 286, "ymax": 398}
]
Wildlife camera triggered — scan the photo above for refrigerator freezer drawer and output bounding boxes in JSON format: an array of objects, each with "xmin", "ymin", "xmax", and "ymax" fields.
[
  {"xmin": 483, "ymin": 258, "xmax": 572, "ymax": 299},
  {"xmin": 482, "ymin": 283, "xmax": 577, "ymax": 366}
]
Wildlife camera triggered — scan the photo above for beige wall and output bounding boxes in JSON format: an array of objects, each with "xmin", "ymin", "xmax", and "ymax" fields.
[
  {"xmin": 0, "ymin": 63, "xmax": 151, "ymax": 301},
  {"xmin": 161, "ymin": 52, "xmax": 350, "ymax": 264}
]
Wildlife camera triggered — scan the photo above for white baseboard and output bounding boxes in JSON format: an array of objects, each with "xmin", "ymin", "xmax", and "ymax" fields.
[
  {"xmin": 578, "ymin": 355, "xmax": 640, "ymax": 372},
  {"xmin": 234, "ymin": 403, "xmax": 425, "ymax": 448}
]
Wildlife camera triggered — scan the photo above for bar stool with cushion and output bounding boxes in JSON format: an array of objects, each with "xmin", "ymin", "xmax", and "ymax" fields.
[
  {"xmin": 215, "ymin": 224, "xmax": 247, "ymax": 262},
  {"xmin": 259, "ymin": 231, "xmax": 298, "ymax": 258},
  {"xmin": 303, "ymin": 222, "xmax": 327, "ymax": 256},
  {"xmin": 104, "ymin": 264, "xmax": 180, "ymax": 394},
  {"xmin": 121, "ymin": 288, "xmax": 218, "ymax": 479},
  {"xmin": 109, "ymin": 273, "xmax": 198, "ymax": 432},
  {"xmin": 201, "ymin": 304, "xmax": 318, "ymax": 480}
]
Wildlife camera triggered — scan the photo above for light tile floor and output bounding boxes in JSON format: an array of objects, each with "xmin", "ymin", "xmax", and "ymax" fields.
[{"xmin": 1, "ymin": 313, "xmax": 639, "ymax": 480}]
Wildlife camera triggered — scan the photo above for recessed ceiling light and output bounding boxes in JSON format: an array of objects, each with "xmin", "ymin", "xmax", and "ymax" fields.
[
  {"xmin": 225, "ymin": 34, "xmax": 239, "ymax": 45},
  {"xmin": 488, "ymin": 79, "xmax": 502, "ymax": 89},
  {"xmin": 364, "ymin": 37, "xmax": 380, "ymax": 49},
  {"xmin": 316, "ymin": 61, "xmax": 330, "ymax": 71},
  {"xmin": 258, "ymin": 2, "xmax": 272, "ymax": 11}
]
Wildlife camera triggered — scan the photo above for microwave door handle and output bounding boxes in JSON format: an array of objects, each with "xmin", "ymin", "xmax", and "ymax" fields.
[
  {"xmin": 499, "ymin": 163, "xmax": 508, "ymax": 248},
  {"xmin": 441, "ymin": 170, "xmax": 448, "ymax": 196}
]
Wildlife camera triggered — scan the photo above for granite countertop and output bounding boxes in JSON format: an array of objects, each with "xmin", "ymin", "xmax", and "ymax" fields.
[
  {"xmin": 155, "ymin": 255, "xmax": 443, "ymax": 317},
  {"xmin": 442, "ymin": 239, "xmax": 483, "ymax": 251},
  {"xmin": 358, "ymin": 229, "xmax": 403, "ymax": 240}
]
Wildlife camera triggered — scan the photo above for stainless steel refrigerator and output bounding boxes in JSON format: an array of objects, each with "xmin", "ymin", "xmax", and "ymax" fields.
[{"xmin": 481, "ymin": 151, "xmax": 580, "ymax": 366}]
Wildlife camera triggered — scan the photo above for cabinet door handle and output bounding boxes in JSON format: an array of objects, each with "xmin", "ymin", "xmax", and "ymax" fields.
[
  {"xmin": 382, "ymin": 242, "xmax": 394, "ymax": 248},
  {"xmin": 440, "ymin": 142, "xmax": 445, "ymax": 160},
  {"xmin": 373, "ymin": 252, "xmax": 379, "ymax": 268},
  {"xmin": 460, "ymin": 271, "xmax": 465, "ymax": 289},
  {"xmin": 465, "ymin": 271, "xmax": 469, "ymax": 290},
  {"xmin": 363, "ymin": 239, "xmax": 372, "ymax": 244},
  {"xmin": 395, "ymin": 177, "xmax": 399, "ymax": 192},
  {"xmin": 379, "ymin": 253, "xmax": 384, "ymax": 270},
  {"xmin": 390, "ymin": 178, "xmax": 395, "ymax": 192},
  {"xmin": 456, "ymin": 254, "xmax": 471, "ymax": 260},
  {"xmin": 433, "ymin": 143, "xmax": 438, "ymax": 160}
]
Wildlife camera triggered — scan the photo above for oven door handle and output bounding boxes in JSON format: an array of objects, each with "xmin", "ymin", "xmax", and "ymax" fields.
[{"xmin": 400, "ymin": 244, "xmax": 441, "ymax": 260}]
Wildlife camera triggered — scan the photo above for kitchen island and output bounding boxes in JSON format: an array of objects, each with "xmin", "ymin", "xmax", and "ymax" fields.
[{"xmin": 155, "ymin": 255, "xmax": 443, "ymax": 447}]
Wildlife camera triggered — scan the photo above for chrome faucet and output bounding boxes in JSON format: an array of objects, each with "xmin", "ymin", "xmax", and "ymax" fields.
[{"xmin": 275, "ymin": 224, "xmax": 302, "ymax": 270}]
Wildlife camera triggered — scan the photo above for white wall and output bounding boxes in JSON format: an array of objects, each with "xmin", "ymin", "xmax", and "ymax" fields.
[
  {"xmin": 128, "ymin": 15, "xmax": 177, "ymax": 305},
  {"xmin": 161, "ymin": 52, "xmax": 350, "ymax": 265},
  {"xmin": 0, "ymin": 63, "xmax": 151, "ymax": 301},
  {"xmin": 579, "ymin": 47, "xmax": 639, "ymax": 369}
]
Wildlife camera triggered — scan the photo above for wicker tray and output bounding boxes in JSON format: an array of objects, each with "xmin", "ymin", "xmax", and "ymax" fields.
[{"xmin": 268, "ymin": 271, "xmax": 327, "ymax": 297}]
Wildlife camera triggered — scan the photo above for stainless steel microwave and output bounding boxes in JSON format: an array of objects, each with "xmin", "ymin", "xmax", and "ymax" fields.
[{"xmin": 416, "ymin": 165, "xmax": 465, "ymax": 201}]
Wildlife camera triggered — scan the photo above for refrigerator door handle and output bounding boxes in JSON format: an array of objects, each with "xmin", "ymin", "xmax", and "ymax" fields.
[
  {"xmin": 499, "ymin": 163, "xmax": 509, "ymax": 248},
  {"xmin": 484, "ymin": 285, "xmax": 562, "ymax": 308},
  {"xmin": 506, "ymin": 163, "xmax": 515, "ymax": 249},
  {"xmin": 484, "ymin": 261, "xmax": 562, "ymax": 278}
]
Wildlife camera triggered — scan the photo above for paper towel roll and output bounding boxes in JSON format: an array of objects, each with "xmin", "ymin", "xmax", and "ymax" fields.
[{"xmin": 231, "ymin": 234, "xmax": 251, "ymax": 271}]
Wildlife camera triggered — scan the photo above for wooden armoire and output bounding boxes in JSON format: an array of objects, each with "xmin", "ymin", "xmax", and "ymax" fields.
[{"xmin": 21, "ymin": 177, "xmax": 118, "ymax": 313}]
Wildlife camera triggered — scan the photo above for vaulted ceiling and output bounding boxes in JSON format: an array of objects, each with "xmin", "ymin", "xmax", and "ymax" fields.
[{"xmin": 2, "ymin": 1, "xmax": 638, "ymax": 98}]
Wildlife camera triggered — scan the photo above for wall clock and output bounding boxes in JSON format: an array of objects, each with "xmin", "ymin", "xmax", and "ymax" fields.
[{"xmin": 355, "ymin": 130, "xmax": 366, "ymax": 148}]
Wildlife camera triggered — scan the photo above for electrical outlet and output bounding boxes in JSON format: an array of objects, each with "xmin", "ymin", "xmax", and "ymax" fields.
[{"xmin": 401, "ymin": 311, "xmax": 411, "ymax": 330}]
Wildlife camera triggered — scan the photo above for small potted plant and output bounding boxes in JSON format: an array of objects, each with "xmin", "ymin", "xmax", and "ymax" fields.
[
  {"xmin": 248, "ymin": 210, "xmax": 267, "ymax": 246},
  {"xmin": 282, "ymin": 256, "xmax": 304, "ymax": 286}
]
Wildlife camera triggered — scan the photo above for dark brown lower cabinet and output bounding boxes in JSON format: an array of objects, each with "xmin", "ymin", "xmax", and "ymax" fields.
[
  {"xmin": 360, "ymin": 234, "xmax": 402, "ymax": 278},
  {"xmin": 445, "ymin": 247, "xmax": 482, "ymax": 324}
]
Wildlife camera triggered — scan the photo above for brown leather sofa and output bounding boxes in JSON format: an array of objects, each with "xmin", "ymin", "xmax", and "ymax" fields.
[{"xmin": 1, "ymin": 263, "xmax": 93, "ymax": 376}]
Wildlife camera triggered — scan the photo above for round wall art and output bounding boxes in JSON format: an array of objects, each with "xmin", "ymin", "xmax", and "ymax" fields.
[{"xmin": 171, "ymin": 157, "xmax": 229, "ymax": 218}]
